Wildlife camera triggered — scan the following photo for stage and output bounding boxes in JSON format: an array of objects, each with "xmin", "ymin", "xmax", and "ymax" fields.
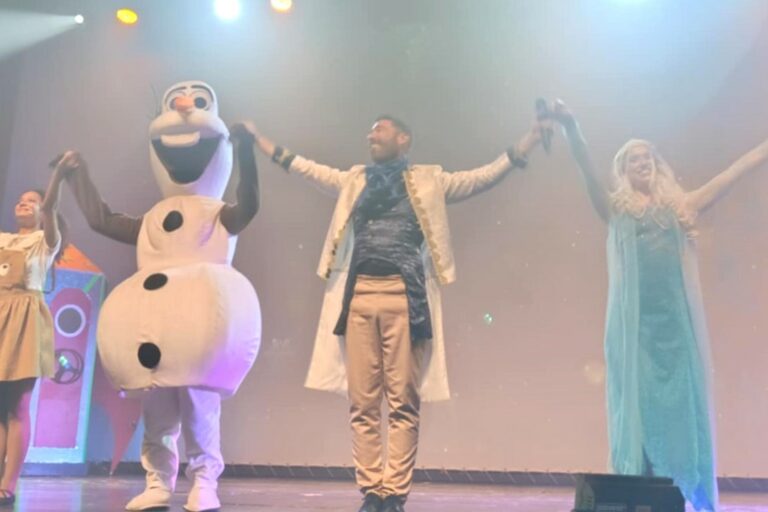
[{"xmin": 11, "ymin": 476, "xmax": 768, "ymax": 511}]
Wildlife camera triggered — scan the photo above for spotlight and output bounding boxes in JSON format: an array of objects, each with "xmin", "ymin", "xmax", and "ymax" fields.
[
  {"xmin": 271, "ymin": 0, "xmax": 293, "ymax": 13},
  {"xmin": 116, "ymin": 8, "xmax": 139, "ymax": 25},
  {"xmin": 74, "ymin": 14, "xmax": 85, "ymax": 24},
  {"xmin": 214, "ymin": 0, "xmax": 241, "ymax": 21}
]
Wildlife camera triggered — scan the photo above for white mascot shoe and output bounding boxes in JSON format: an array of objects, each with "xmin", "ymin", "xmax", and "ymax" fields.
[
  {"xmin": 183, "ymin": 485, "xmax": 221, "ymax": 512},
  {"xmin": 125, "ymin": 486, "xmax": 172, "ymax": 510}
]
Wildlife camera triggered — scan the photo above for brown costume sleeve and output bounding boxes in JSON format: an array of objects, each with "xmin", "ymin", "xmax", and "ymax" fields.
[
  {"xmin": 65, "ymin": 163, "xmax": 143, "ymax": 245},
  {"xmin": 220, "ymin": 135, "xmax": 260, "ymax": 235}
]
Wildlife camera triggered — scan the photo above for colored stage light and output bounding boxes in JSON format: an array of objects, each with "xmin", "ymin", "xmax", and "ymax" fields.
[
  {"xmin": 214, "ymin": 0, "xmax": 241, "ymax": 21},
  {"xmin": 116, "ymin": 8, "xmax": 138, "ymax": 25},
  {"xmin": 74, "ymin": 14, "xmax": 84, "ymax": 24},
  {"xmin": 271, "ymin": 0, "xmax": 293, "ymax": 13},
  {"xmin": 116, "ymin": 8, "xmax": 139, "ymax": 25}
]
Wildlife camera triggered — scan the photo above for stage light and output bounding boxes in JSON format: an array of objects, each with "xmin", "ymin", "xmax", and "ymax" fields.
[
  {"xmin": 116, "ymin": 8, "xmax": 139, "ymax": 25},
  {"xmin": 271, "ymin": 0, "xmax": 293, "ymax": 13},
  {"xmin": 0, "ymin": 10, "xmax": 83, "ymax": 59},
  {"xmin": 214, "ymin": 0, "xmax": 241, "ymax": 21},
  {"xmin": 74, "ymin": 14, "xmax": 84, "ymax": 25}
]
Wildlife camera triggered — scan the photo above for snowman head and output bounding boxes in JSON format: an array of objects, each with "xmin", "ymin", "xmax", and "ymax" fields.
[{"xmin": 149, "ymin": 81, "xmax": 232, "ymax": 199}]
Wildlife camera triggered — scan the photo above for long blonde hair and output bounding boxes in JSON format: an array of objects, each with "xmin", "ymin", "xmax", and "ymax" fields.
[{"xmin": 610, "ymin": 139, "xmax": 697, "ymax": 233}]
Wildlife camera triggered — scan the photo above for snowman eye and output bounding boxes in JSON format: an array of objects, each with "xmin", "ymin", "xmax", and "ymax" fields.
[
  {"xmin": 190, "ymin": 88, "xmax": 214, "ymax": 111},
  {"xmin": 163, "ymin": 85, "xmax": 214, "ymax": 113},
  {"xmin": 166, "ymin": 91, "xmax": 186, "ymax": 111},
  {"xmin": 0, "ymin": 263, "xmax": 10, "ymax": 276}
]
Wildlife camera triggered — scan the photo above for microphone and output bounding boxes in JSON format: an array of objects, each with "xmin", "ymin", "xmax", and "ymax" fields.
[
  {"xmin": 49, "ymin": 153, "xmax": 65, "ymax": 169},
  {"xmin": 535, "ymin": 98, "xmax": 552, "ymax": 154}
]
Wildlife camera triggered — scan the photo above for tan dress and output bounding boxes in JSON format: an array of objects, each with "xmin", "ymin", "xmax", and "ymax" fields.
[{"xmin": 0, "ymin": 230, "xmax": 59, "ymax": 381}]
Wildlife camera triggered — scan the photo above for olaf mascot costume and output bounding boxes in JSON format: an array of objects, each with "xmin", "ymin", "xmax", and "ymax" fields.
[{"xmin": 64, "ymin": 81, "xmax": 261, "ymax": 512}]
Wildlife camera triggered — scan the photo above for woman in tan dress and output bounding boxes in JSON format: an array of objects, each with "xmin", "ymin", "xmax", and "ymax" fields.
[{"xmin": 0, "ymin": 152, "xmax": 72, "ymax": 507}]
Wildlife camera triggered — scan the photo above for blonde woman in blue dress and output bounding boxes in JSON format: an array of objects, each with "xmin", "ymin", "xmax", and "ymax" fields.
[
  {"xmin": 550, "ymin": 100, "xmax": 768, "ymax": 511},
  {"xmin": 0, "ymin": 152, "xmax": 72, "ymax": 508}
]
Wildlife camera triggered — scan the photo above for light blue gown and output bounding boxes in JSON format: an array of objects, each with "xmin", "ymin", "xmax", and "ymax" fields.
[{"xmin": 605, "ymin": 208, "xmax": 717, "ymax": 511}]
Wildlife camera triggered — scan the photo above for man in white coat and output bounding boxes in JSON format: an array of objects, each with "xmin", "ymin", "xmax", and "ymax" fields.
[{"xmin": 253, "ymin": 115, "xmax": 544, "ymax": 512}]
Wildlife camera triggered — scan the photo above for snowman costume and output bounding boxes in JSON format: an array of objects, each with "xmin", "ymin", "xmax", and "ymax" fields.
[{"xmin": 66, "ymin": 81, "xmax": 261, "ymax": 511}]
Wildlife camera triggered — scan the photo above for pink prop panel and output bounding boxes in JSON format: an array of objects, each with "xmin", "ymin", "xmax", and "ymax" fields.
[{"xmin": 33, "ymin": 287, "xmax": 92, "ymax": 447}]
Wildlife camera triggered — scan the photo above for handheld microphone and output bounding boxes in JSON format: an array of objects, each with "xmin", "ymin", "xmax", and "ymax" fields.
[
  {"xmin": 49, "ymin": 153, "xmax": 65, "ymax": 169},
  {"xmin": 535, "ymin": 98, "xmax": 552, "ymax": 154}
]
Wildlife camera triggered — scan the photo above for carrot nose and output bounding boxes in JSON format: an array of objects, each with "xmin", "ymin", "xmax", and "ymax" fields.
[{"xmin": 174, "ymin": 96, "xmax": 194, "ymax": 113}]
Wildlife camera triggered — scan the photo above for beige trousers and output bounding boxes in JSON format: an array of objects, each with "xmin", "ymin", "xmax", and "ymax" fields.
[{"xmin": 345, "ymin": 275, "xmax": 425, "ymax": 498}]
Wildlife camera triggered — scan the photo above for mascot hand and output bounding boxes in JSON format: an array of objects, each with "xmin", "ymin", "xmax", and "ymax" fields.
[
  {"xmin": 51, "ymin": 150, "xmax": 86, "ymax": 178},
  {"xmin": 229, "ymin": 122, "xmax": 259, "ymax": 145}
]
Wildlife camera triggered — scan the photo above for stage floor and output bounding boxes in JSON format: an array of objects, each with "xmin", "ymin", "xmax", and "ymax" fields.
[{"xmin": 11, "ymin": 477, "xmax": 768, "ymax": 511}]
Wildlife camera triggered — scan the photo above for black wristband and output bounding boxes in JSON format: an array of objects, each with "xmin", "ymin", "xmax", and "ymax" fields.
[{"xmin": 272, "ymin": 146, "xmax": 296, "ymax": 171}]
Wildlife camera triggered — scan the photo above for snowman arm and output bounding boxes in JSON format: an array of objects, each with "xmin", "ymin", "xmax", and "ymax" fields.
[
  {"xmin": 65, "ymin": 163, "xmax": 143, "ymax": 245},
  {"xmin": 221, "ymin": 138, "xmax": 260, "ymax": 234}
]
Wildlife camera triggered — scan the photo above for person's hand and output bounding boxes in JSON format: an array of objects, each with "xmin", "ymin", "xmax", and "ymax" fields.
[
  {"xmin": 548, "ymin": 99, "xmax": 577, "ymax": 128},
  {"xmin": 516, "ymin": 117, "xmax": 555, "ymax": 157},
  {"xmin": 51, "ymin": 150, "xmax": 85, "ymax": 178},
  {"xmin": 229, "ymin": 121, "xmax": 259, "ymax": 145},
  {"xmin": 232, "ymin": 124, "xmax": 276, "ymax": 159}
]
